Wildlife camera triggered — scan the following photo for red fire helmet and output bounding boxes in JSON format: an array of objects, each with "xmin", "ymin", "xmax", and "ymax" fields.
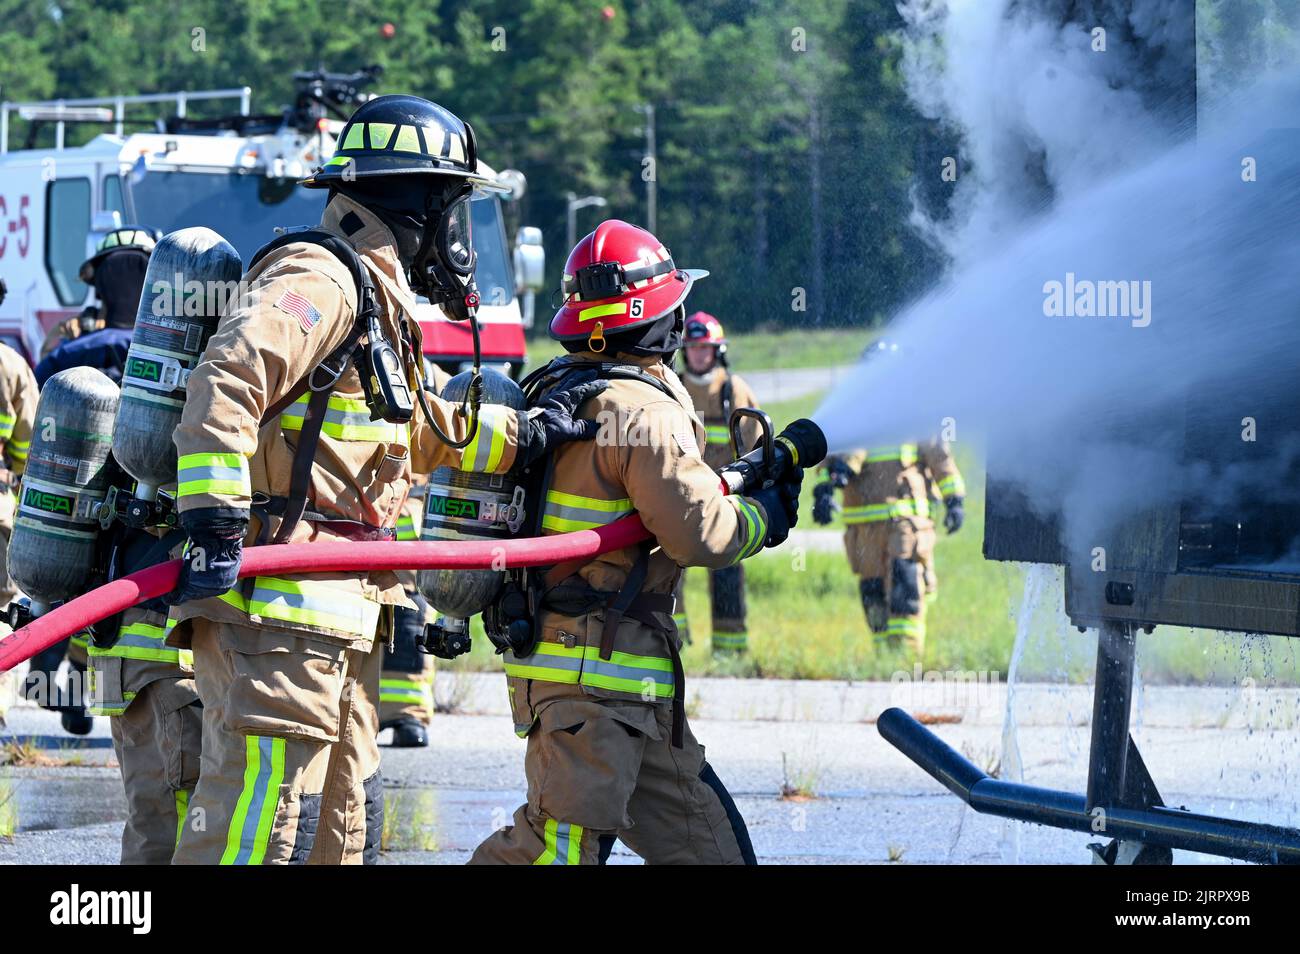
[
  {"xmin": 550, "ymin": 219, "xmax": 707, "ymax": 350},
  {"xmin": 684, "ymin": 311, "xmax": 726, "ymax": 347}
]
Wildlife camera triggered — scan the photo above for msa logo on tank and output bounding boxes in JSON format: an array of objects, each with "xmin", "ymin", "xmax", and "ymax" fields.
[
  {"xmin": 22, "ymin": 486, "xmax": 74, "ymax": 516},
  {"xmin": 427, "ymin": 493, "xmax": 480, "ymax": 520},
  {"xmin": 18, "ymin": 477, "xmax": 102, "ymax": 523},
  {"xmin": 424, "ymin": 482, "xmax": 525, "ymax": 536}
]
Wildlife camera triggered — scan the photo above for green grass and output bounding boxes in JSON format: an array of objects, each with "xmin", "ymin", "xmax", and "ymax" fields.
[{"xmin": 523, "ymin": 326, "xmax": 874, "ymax": 375}]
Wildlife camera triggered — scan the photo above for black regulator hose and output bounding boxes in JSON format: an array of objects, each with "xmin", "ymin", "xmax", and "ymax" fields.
[{"xmin": 415, "ymin": 314, "xmax": 483, "ymax": 450}]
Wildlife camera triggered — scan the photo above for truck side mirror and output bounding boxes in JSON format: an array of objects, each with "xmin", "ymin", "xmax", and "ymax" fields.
[{"xmin": 513, "ymin": 227, "xmax": 545, "ymax": 294}]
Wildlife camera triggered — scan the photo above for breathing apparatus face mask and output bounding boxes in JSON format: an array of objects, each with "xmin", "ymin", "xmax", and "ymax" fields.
[{"xmin": 412, "ymin": 188, "xmax": 480, "ymax": 322}]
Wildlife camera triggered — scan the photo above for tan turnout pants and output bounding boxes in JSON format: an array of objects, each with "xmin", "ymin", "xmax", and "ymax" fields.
[
  {"xmin": 470, "ymin": 688, "xmax": 755, "ymax": 865},
  {"xmin": 844, "ymin": 517, "xmax": 936, "ymax": 655},
  {"xmin": 173, "ymin": 619, "xmax": 384, "ymax": 865},
  {"xmin": 111, "ymin": 677, "xmax": 203, "ymax": 864}
]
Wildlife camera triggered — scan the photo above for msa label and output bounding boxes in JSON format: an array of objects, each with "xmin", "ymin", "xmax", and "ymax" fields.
[
  {"xmin": 23, "ymin": 486, "xmax": 74, "ymax": 515},
  {"xmin": 426, "ymin": 494, "xmax": 481, "ymax": 520}
]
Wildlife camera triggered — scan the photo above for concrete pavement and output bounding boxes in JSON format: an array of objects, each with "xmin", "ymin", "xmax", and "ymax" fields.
[{"xmin": 3, "ymin": 673, "xmax": 1298, "ymax": 865}]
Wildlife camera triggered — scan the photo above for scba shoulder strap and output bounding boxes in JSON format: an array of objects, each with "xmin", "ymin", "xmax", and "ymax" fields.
[
  {"xmin": 251, "ymin": 229, "xmax": 380, "ymax": 422},
  {"xmin": 520, "ymin": 357, "xmax": 681, "ymax": 419},
  {"xmin": 507, "ymin": 358, "xmax": 688, "ymax": 745},
  {"xmin": 248, "ymin": 231, "xmax": 378, "ymax": 544}
]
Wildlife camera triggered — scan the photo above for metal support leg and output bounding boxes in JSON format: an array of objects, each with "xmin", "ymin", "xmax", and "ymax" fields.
[{"xmin": 1087, "ymin": 619, "xmax": 1136, "ymax": 811}]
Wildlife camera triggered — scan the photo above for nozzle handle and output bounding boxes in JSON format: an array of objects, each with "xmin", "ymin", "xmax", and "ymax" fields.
[{"xmin": 718, "ymin": 417, "xmax": 827, "ymax": 496}]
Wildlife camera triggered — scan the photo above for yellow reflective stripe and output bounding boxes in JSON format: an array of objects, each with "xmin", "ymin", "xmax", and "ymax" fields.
[
  {"xmin": 547, "ymin": 490, "xmax": 633, "ymax": 512},
  {"xmin": 380, "ymin": 677, "xmax": 432, "ymax": 705},
  {"xmin": 541, "ymin": 490, "xmax": 635, "ymax": 533},
  {"xmin": 712, "ymin": 631, "xmax": 748, "ymax": 650},
  {"xmin": 842, "ymin": 498, "xmax": 928, "ymax": 524},
  {"xmin": 281, "ymin": 393, "xmax": 405, "ymax": 442},
  {"xmin": 504, "ymin": 642, "xmax": 674, "ymax": 697},
  {"xmin": 460, "ymin": 405, "xmax": 509, "ymax": 473},
  {"xmin": 341, "ymin": 123, "xmax": 366, "ymax": 150},
  {"xmin": 886, "ymin": 617, "xmax": 924, "ymax": 636},
  {"xmin": 578, "ymin": 303, "xmax": 626, "ymax": 323},
  {"xmin": 866, "ymin": 444, "xmax": 918, "ymax": 464},
  {"xmin": 938, "ymin": 475, "xmax": 965, "ymax": 497},
  {"xmin": 0, "ymin": 414, "xmax": 14, "ymax": 441},
  {"xmin": 219, "ymin": 576, "xmax": 381, "ymax": 636},
  {"xmin": 392, "ymin": 124, "xmax": 421, "ymax": 152},
  {"xmin": 177, "ymin": 452, "xmax": 250, "ymax": 498},
  {"xmin": 730, "ymin": 496, "xmax": 766, "ymax": 563},
  {"xmin": 221, "ymin": 735, "xmax": 286, "ymax": 865},
  {"xmin": 534, "ymin": 818, "xmax": 559, "ymax": 865},
  {"xmin": 703, "ymin": 426, "xmax": 730, "ymax": 444},
  {"xmin": 367, "ymin": 122, "xmax": 395, "ymax": 149},
  {"xmin": 175, "ymin": 789, "xmax": 190, "ymax": 847},
  {"xmin": 533, "ymin": 819, "xmax": 583, "ymax": 865},
  {"xmin": 91, "ymin": 621, "xmax": 187, "ymax": 665},
  {"xmin": 396, "ymin": 514, "xmax": 419, "ymax": 541}
]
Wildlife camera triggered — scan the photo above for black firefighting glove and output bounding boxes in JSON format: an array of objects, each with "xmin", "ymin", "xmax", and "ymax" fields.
[
  {"xmin": 752, "ymin": 470, "xmax": 803, "ymax": 550},
  {"xmin": 514, "ymin": 378, "xmax": 610, "ymax": 470},
  {"xmin": 812, "ymin": 481, "xmax": 836, "ymax": 525},
  {"xmin": 827, "ymin": 456, "xmax": 853, "ymax": 489},
  {"xmin": 168, "ymin": 508, "xmax": 249, "ymax": 605},
  {"xmin": 943, "ymin": 495, "xmax": 965, "ymax": 535}
]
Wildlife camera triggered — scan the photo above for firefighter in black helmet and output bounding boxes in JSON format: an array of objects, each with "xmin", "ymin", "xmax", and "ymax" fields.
[{"xmin": 166, "ymin": 94, "xmax": 603, "ymax": 865}]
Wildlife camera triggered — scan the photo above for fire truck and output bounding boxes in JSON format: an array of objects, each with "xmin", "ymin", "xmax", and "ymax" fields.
[{"xmin": 0, "ymin": 68, "xmax": 544, "ymax": 373}]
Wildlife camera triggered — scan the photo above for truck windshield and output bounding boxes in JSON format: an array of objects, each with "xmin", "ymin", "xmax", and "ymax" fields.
[
  {"xmin": 127, "ymin": 171, "xmax": 326, "ymax": 266},
  {"xmin": 127, "ymin": 170, "xmax": 515, "ymax": 305}
]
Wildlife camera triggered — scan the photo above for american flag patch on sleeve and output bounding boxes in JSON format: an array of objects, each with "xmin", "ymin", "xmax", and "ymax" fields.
[
  {"xmin": 275, "ymin": 289, "xmax": 323, "ymax": 333},
  {"xmin": 674, "ymin": 430, "xmax": 701, "ymax": 458}
]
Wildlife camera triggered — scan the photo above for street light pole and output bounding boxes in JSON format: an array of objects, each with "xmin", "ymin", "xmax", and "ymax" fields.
[
  {"xmin": 635, "ymin": 103, "xmax": 657, "ymax": 232},
  {"xmin": 566, "ymin": 191, "xmax": 608, "ymax": 252}
]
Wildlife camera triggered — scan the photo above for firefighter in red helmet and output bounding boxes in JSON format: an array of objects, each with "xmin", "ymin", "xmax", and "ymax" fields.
[
  {"xmin": 470, "ymin": 220, "xmax": 801, "ymax": 864},
  {"xmin": 675, "ymin": 312, "xmax": 763, "ymax": 654}
]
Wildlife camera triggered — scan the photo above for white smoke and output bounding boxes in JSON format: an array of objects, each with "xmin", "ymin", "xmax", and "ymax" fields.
[
  {"xmin": 897, "ymin": 0, "xmax": 1187, "ymax": 266},
  {"xmin": 819, "ymin": 0, "xmax": 1300, "ymax": 559}
]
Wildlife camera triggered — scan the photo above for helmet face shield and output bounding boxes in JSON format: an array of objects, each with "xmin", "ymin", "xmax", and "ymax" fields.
[
  {"xmin": 411, "ymin": 189, "xmax": 480, "ymax": 321},
  {"xmin": 438, "ymin": 195, "xmax": 476, "ymax": 277}
]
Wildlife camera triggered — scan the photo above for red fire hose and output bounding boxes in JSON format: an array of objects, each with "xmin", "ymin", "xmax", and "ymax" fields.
[{"xmin": 0, "ymin": 514, "xmax": 652, "ymax": 673}]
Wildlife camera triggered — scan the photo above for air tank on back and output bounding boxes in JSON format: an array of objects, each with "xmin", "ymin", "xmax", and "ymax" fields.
[
  {"xmin": 8, "ymin": 367, "xmax": 121, "ymax": 613},
  {"xmin": 112, "ymin": 227, "xmax": 242, "ymax": 500},
  {"xmin": 417, "ymin": 368, "xmax": 528, "ymax": 618}
]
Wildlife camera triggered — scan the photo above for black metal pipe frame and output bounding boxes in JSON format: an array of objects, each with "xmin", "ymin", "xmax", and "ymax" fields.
[{"xmin": 877, "ymin": 707, "xmax": 1300, "ymax": 864}]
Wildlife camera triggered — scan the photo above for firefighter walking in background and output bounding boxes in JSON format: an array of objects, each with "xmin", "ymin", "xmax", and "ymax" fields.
[
  {"xmin": 162, "ymin": 95, "xmax": 603, "ymax": 865},
  {"xmin": 472, "ymin": 221, "xmax": 802, "ymax": 865},
  {"xmin": 38, "ymin": 227, "xmax": 157, "ymax": 364},
  {"xmin": 813, "ymin": 430, "xmax": 963, "ymax": 656},
  {"xmin": 675, "ymin": 312, "xmax": 762, "ymax": 654},
  {"xmin": 0, "ymin": 341, "xmax": 35, "ymax": 606}
]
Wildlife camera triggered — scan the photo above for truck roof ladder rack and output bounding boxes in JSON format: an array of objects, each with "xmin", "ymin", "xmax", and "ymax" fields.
[{"xmin": 0, "ymin": 87, "xmax": 252, "ymax": 154}]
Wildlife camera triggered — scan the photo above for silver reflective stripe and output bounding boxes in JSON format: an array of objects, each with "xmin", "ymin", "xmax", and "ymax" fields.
[
  {"xmin": 233, "ymin": 737, "xmax": 278, "ymax": 865},
  {"xmin": 541, "ymin": 500, "xmax": 632, "ymax": 528},
  {"xmin": 177, "ymin": 462, "xmax": 246, "ymax": 484},
  {"xmin": 582, "ymin": 655, "xmax": 672, "ymax": 688},
  {"xmin": 550, "ymin": 822, "xmax": 576, "ymax": 865}
]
